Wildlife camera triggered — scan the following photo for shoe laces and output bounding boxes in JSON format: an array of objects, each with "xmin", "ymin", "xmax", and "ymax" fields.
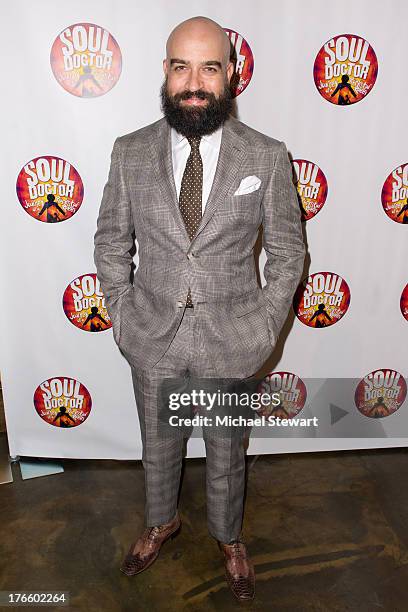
[
  {"xmin": 226, "ymin": 539, "xmax": 245, "ymax": 557},
  {"xmin": 147, "ymin": 525, "xmax": 165, "ymax": 540},
  {"xmin": 232, "ymin": 542, "xmax": 243, "ymax": 557}
]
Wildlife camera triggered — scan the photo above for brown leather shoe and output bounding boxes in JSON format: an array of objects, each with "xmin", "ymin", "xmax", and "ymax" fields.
[
  {"xmin": 218, "ymin": 539, "xmax": 255, "ymax": 601},
  {"xmin": 120, "ymin": 512, "xmax": 181, "ymax": 576}
]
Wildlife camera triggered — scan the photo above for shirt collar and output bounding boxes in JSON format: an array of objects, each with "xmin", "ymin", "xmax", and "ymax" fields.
[{"xmin": 171, "ymin": 125, "xmax": 223, "ymax": 148}]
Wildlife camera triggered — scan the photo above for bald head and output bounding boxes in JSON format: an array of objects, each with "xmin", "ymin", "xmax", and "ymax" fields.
[
  {"xmin": 166, "ymin": 16, "xmax": 231, "ymax": 66},
  {"xmin": 163, "ymin": 15, "xmax": 234, "ymax": 108},
  {"xmin": 161, "ymin": 16, "xmax": 234, "ymax": 136}
]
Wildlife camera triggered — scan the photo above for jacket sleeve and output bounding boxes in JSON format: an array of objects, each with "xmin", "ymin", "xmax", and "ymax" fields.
[
  {"xmin": 261, "ymin": 140, "xmax": 306, "ymax": 340},
  {"xmin": 93, "ymin": 137, "xmax": 134, "ymax": 319}
]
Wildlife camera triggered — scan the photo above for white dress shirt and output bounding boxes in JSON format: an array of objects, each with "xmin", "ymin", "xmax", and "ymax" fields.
[{"xmin": 171, "ymin": 126, "xmax": 223, "ymax": 214}]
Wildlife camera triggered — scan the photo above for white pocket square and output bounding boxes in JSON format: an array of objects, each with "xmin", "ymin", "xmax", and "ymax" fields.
[{"xmin": 234, "ymin": 175, "xmax": 262, "ymax": 196}]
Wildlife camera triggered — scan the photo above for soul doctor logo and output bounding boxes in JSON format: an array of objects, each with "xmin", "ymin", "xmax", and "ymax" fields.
[
  {"xmin": 400, "ymin": 284, "xmax": 408, "ymax": 321},
  {"xmin": 224, "ymin": 28, "xmax": 254, "ymax": 97},
  {"xmin": 293, "ymin": 272, "xmax": 351, "ymax": 328},
  {"xmin": 63, "ymin": 273, "xmax": 111, "ymax": 332},
  {"xmin": 400, "ymin": 284, "xmax": 408, "ymax": 322},
  {"xmin": 255, "ymin": 372, "xmax": 307, "ymax": 419},
  {"xmin": 34, "ymin": 377, "xmax": 92, "ymax": 427},
  {"xmin": 292, "ymin": 159, "xmax": 328, "ymax": 221},
  {"xmin": 355, "ymin": 369, "xmax": 407, "ymax": 418},
  {"xmin": 16, "ymin": 156, "xmax": 83, "ymax": 222},
  {"xmin": 313, "ymin": 34, "xmax": 378, "ymax": 105},
  {"xmin": 50, "ymin": 23, "xmax": 122, "ymax": 97},
  {"xmin": 381, "ymin": 163, "xmax": 408, "ymax": 224}
]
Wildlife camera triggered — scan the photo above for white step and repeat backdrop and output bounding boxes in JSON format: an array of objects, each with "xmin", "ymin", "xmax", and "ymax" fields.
[{"xmin": 1, "ymin": 0, "xmax": 407, "ymax": 459}]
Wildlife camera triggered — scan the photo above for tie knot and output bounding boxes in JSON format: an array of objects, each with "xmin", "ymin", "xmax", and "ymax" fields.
[{"xmin": 187, "ymin": 136, "xmax": 201, "ymax": 151}]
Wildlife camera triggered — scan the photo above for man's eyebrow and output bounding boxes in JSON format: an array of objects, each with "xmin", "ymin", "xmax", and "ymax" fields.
[
  {"xmin": 204, "ymin": 60, "xmax": 222, "ymax": 68},
  {"xmin": 170, "ymin": 58, "xmax": 222, "ymax": 68}
]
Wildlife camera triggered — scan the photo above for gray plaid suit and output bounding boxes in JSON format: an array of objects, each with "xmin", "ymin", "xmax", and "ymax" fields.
[{"xmin": 93, "ymin": 115, "xmax": 305, "ymax": 542}]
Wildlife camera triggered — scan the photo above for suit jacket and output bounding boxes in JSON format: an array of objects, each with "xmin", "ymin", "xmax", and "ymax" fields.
[{"xmin": 93, "ymin": 115, "xmax": 306, "ymax": 378}]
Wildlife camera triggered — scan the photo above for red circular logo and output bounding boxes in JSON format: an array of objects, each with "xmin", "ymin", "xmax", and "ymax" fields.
[
  {"xmin": 293, "ymin": 272, "xmax": 351, "ymax": 328},
  {"xmin": 381, "ymin": 163, "xmax": 408, "ymax": 224},
  {"xmin": 355, "ymin": 369, "xmax": 407, "ymax": 418},
  {"xmin": 63, "ymin": 273, "xmax": 111, "ymax": 332},
  {"xmin": 292, "ymin": 159, "xmax": 328, "ymax": 221},
  {"xmin": 255, "ymin": 371, "xmax": 307, "ymax": 419},
  {"xmin": 400, "ymin": 284, "xmax": 408, "ymax": 322},
  {"xmin": 16, "ymin": 156, "xmax": 83, "ymax": 222},
  {"xmin": 34, "ymin": 376, "xmax": 92, "ymax": 427},
  {"xmin": 224, "ymin": 27, "xmax": 254, "ymax": 97},
  {"xmin": 50, "ymin": 23, "xmax": 122, "ymax": 97},
  {"xmin": 313, "ymin": 34, "xmax": 378, "ymax": 105}
]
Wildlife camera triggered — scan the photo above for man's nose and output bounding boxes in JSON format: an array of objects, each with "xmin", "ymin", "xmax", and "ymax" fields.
[{"xmin": 186, "ymin": 69, "xmax": 202, "ymax": 93}]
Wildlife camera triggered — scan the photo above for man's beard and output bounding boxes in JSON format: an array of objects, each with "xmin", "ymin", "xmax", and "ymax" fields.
[{"xmin": 160, "ymin": 77, "xmax": 233, "ymax": 138}]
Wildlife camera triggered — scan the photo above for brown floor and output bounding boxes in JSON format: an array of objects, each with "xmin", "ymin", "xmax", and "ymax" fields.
[{"xmin": 1, "ymin": 433, "xmax": 408, "ymax": 611}]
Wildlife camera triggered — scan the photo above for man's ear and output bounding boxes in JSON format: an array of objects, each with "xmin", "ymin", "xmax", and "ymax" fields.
[{"xmin": 163, "ymin": 58, "xmax": 168, "ymax": 75}]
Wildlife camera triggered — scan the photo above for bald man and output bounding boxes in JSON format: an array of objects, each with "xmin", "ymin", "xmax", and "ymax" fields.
[{"xmin": 94, "ymin": 15, "xmax": 305, "ymax": 602}]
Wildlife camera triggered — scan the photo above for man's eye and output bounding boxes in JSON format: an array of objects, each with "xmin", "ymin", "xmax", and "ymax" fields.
[
  {"xmin": 205, "ymin": 67, "xmax": 217, "ymax": 72},
  {"xmin": 174, "ymin": 66, "xmax": 185, "ymax": 71}
]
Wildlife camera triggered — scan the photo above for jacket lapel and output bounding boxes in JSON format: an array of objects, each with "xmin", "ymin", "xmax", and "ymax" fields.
[
  {"xmin": 194, "ymin": 116, "xmax": 246, "ymax": 241},
  {"xmin": 149, "ymin": 115, "xmax": 246, "ymax": 246},
  {"xmin": 148, "ymin": 118, "xmax": 190, "ymax": 247}
]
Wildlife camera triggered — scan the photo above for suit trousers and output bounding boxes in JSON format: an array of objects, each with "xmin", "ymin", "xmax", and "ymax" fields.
[{"xmin": 129, "ymin": 303, "xmax": 248, "ymax": 544}]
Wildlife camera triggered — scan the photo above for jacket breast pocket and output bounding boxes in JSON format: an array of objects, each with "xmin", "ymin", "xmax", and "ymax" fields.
[{"xmin": 218, "ymin": 189, "xmax": 262, "ymax": 219}]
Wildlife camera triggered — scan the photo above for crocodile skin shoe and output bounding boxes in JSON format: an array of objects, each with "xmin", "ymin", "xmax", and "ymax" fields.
[
  {"xmin": 120, "ymin": 512, "xmax": 181, "ymax": 576},
  {"xmin": 218, "ymin": 538, "xmax": 255, "ymax": 601}
]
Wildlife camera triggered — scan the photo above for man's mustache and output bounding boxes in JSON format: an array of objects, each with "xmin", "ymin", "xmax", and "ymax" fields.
[{"xmin": 176, "ymin": 90, "xmax": 213, "ymax": 102}]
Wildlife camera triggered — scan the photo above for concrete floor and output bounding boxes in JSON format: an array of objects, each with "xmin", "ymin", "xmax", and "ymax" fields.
[{"xmin": 1, "ymin": 437, "xmax": 408, "ymax": 611}]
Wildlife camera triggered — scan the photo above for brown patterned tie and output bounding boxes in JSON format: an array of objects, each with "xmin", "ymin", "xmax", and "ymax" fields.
[{"xmin": 178, "ymin": 136, "xmax": 203, "ymax": 306}]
